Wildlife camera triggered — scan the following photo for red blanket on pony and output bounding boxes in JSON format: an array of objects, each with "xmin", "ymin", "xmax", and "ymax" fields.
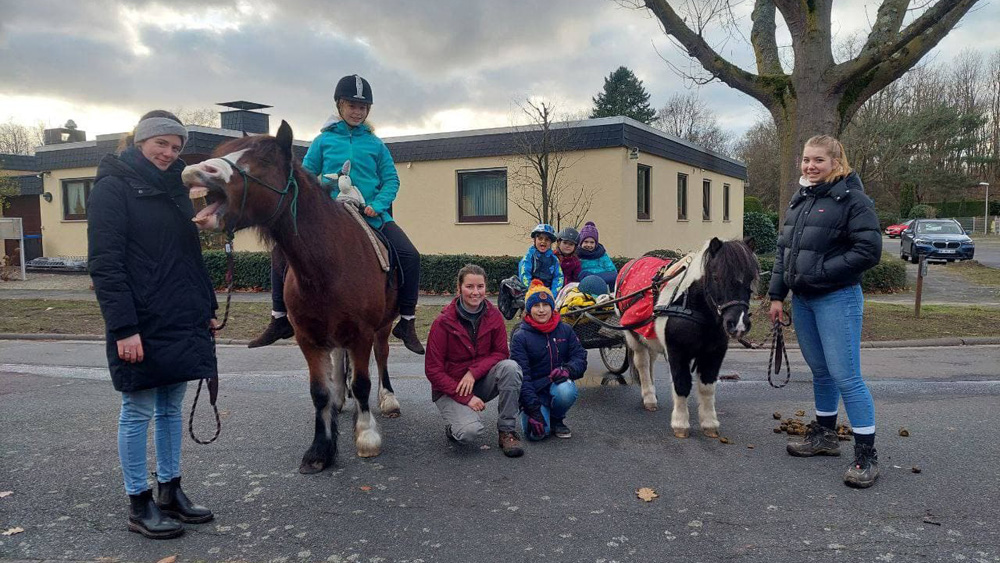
[{"xmin": 615, "ymin": 256, "xmax": 672, "ymax": 339}]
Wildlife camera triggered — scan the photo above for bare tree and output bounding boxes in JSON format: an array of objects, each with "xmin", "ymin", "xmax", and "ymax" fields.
[
  {"xmin": 653, "ymin": 92, "xmax": 732, "ymax": 154},
  {"xmin": 0, "ymin": 120, "xmax": 45, "ymax": 155},
  {"xmin": 172, "ymin": 107, "xmax": 221, "ymax": 128},
  {"xmin": 506, "ymin": 100, "xmax": 597, "ymax": 231},
  {"xmin": 627, "ymin": 0, "xmax": 981, "ymax": 216}
]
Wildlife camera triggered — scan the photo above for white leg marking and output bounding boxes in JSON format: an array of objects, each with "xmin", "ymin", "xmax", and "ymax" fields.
[
  {"xmin": 355, "ymin": 408, "xmax": 382, "ymax": 458},
  {"xmin": 670, "ymin": 381, "xmax": 690, "ymax": 438},
  {"xmin": 626, "ymin": 332, "xmax": 658, "ymax": 411},
  {"xmin": 378, "ymin": 387, "xmax": 401, "ymax": 418},
  {"xmin": 697, "ymin": 380, "xmax": 720, "ymax": 437},
  {"xmin": 330, "ymin": 348, "xmax": 348, "ymax": 413}
]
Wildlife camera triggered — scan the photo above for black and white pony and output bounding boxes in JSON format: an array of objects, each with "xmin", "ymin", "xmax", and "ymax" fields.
[{"xmin": 620, "ymin": 237, "xmax": 759, "ymax": 438}]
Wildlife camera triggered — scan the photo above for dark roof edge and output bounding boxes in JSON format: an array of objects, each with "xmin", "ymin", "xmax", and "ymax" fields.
[{"xmin": 0, "ymin": 153, "xmax": 40, "ymax": 171}]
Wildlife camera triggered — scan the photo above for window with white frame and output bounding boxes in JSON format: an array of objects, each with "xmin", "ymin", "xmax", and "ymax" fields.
[
  {"xmin": 637, "ymin": 164, "xmax": 651, "ymax": 220},
  {"xmin": 677, "ymin": 173, "xmax": 688, "ymax": 220},
  {"xmin": 62, "ymin": 179, "xmax": 94, "ymax": 221},
  {"xmin": 702, "ymin": 179, "xmax": 711, "ymax": 221},
  {"xmin": 723, "ymin": 183, "xmax": 731, "ymax": 221}
]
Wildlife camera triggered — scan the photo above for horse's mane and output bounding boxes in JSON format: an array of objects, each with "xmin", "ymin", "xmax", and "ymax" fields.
[{"xmin": 660, "ymin": 238, "xmax": 759, "ymax": 304}]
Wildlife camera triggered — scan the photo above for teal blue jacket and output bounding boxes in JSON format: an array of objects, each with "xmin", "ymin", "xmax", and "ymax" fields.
[{"xmin": 302, "ymin": 116, "xmax": 399, "ymax": 228}]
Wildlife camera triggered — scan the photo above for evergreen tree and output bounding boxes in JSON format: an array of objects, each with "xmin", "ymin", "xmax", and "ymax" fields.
[{"xmin": 591, "ymin": 66, "xmax": 657, "ymax": 124}]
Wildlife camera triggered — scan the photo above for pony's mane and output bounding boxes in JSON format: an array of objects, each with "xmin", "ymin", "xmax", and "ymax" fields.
[{"xmin": 660, "ymin": 238, "xmax": 758, "ymax": 304}]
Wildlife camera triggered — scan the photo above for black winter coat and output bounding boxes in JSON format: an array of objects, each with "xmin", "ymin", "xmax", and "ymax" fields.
[
  {"xmin": 87, "ymin": 148, "xmax": 218, "ymax": 392},
  {"xmin": 768, "ymin": 172, "xmax": 882, "ymax": 300}
]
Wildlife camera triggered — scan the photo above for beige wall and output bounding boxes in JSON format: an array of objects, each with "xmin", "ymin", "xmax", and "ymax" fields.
[{"xmin": 36, "ymin": 148, "xmax": 745, "ymax": 260}]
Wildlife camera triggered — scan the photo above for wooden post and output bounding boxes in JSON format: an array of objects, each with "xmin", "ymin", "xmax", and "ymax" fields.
[{"xmin": 914, "ymin": 256, "xmax": 926, "ymax": 318}]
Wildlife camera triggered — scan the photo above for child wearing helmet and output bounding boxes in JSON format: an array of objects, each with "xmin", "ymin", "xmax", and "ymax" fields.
[
  {"xmin": 517, "ymin": 224, "xmax": 564, "ymax": 298},
  {"xmin": 554, "ymin": 227, "xmax": 582, "ymax": 284},
  {"xmin": 577, "ymin": 221, "xmax": 618, "ymax": 287},
  {"xmin": 249, "ymin": 74, "xmax": 425, "ymax": 355}
]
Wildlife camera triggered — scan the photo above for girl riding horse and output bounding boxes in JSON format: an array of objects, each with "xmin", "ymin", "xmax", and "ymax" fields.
[{"xmin": 249, "ymin": 74, "xmax": 424, "ymax": 354}]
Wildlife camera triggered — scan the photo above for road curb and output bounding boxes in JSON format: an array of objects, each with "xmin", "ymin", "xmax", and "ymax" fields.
[{"xmin": 4, "ymin": 333, "xmax": 1000, "ymax": 349}]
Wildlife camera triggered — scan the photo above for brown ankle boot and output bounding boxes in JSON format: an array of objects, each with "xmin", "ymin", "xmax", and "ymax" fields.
[
  {"xmin": 392, "ymin": 317, "xmax": 425, "ymax": 355},
  {"xmin": 498, "ymin": 431, "xmax": 524, "ymax": 458},
  {"xmin": 248, "ymin": 315, "xmax": 294, "ymax": 348}
]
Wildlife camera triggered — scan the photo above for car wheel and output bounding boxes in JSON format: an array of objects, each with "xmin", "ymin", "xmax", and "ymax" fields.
[
  {"xmin": 910, "ymin": 252, "xmax": 919, "ymax": 264},
  {"xmin": 900, "ymin": 246, "xmax": 907, "ymax": 261}
]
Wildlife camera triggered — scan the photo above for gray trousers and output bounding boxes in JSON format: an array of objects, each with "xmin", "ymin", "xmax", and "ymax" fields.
[{"xmin": 434, "ymin": 359, "xmax": 523, "ymax": 443}]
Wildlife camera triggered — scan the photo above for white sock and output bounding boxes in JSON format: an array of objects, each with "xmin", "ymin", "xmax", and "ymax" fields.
[
  {"xmin": 400, "ymin": 315, "xmax": 415, "ymax": 321},
  {"xmin": 272, "ymin": 311, "xmax": 287, "ymax": 319}
]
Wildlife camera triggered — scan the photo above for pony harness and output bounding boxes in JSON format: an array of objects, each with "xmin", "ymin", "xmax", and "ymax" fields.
[{"xmin": 615, "ymin": 256, "xmax": 673, "ymax": 339}]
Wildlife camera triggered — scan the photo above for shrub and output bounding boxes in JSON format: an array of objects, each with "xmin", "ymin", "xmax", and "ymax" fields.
[
  {"xmin": 876, "ymin": 211, "xmax": 901, "ymax": 230},
  {"xmin": 765, "ymin": 210, "xmax": 780, "ymax": 232},
  {"xmin": 908, "ymin": 204, "xmax": 937, "ymax": 219},
  {"xmin": 755, "ymin": 255, "xmax": 775, "ymax": 297},
  {"xmin": 862, "ymin": 253, "xmax": 907, "ymax": 293},
  {"xmin": 744, "ymin": 196, "xmax": 765, "ymax": 214},
  {"xmin": 743, "ymin": 211, "xmax": 777, "ymax": 255},
  {"xmin": 203, "ymin": 250, "xmax": 273, "ymax": 290}
]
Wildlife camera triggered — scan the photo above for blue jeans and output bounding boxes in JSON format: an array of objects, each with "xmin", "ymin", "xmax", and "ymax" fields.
[
  {"xmin": 520, "ymin": 380, "xmax": 579, "ymax": 440},
  {"xmin": 792, "ymin": 284, "xmax": 875, "ymax": 434},
  {"xmin": 118, "ymin": 382, "xmax": 187, "ymax": 495}
]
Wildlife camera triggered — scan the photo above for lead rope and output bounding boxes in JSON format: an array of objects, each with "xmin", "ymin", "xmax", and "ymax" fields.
[
  {"xmin": 188, "ymin": 230, "xmax": 233, "ymax": 445},
  {"xmin": 765, "ymin": 313, "xmax": 792, "ymax": 389}
]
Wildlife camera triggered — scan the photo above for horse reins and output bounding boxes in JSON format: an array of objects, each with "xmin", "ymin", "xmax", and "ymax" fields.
[{"xmin": 737, "ymin": 303, "xmax": 793, "ymax": 388}]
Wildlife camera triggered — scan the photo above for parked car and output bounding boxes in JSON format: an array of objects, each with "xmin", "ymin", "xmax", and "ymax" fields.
[
  {"xmin": 899, "ymin": 219, "xmax": 975, "ymax": 263},
  {"xmin": 885, "ymin": 219, "xmax": 913, "ymax": 238}
]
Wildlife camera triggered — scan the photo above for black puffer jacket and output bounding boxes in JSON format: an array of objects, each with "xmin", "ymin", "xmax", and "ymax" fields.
[
  {"xmin": 87, "ymin": 148, "xmax": 218, "ymax": 392},
  {"xmin": 769, "ymin": 172, "xmax": 882, "ymax": 300}
]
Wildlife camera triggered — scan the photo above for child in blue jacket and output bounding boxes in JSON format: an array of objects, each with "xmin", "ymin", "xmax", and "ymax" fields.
[
  {"xmin": 517, "ymin": 223, "xmax": 564, "ymax": 297},
  {"xmin": 511, "ymin": 281, "xmax": 587, "ymax": 440},
  {"xmin": 577, "ymin": 221, "xmax": 618, "ymax": 287}
]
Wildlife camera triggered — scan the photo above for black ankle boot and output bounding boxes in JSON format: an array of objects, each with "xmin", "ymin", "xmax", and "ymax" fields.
[
  {"xmin": 128, "ymin": 489, "xmax": 184, "ymax": 539},
  {"xmin": 248, "ymin": 315, "xmax": 294, "ymax": 348},
  {"xmin": 392, "ymin": 317, "xmax": 425, "ymax": 355},
  {"xmin": 156, "ymin": 477, "xmax": 214, "ymax": 524}
]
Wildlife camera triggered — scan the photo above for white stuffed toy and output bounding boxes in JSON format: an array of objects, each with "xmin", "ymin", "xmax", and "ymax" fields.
[{"xmin": 323, "ymin": 160, "xmax": 366, "ymax": 208}]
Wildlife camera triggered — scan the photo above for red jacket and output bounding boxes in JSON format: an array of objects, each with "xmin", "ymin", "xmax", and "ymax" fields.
[
  {"xmin": 424, "ymin": 299, "xmax": 509, "ymax": 404},
  {"xmin": 556, "ymin": 252, "xmax": 582, "ymax": 284}
]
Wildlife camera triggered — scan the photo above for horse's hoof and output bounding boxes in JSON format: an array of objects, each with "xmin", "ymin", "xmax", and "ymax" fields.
[
  {"xmin": 673, "ymin": 429, "xmax": 690, "ymax": 439},
  {"xmin": 380, "ymin": 409, "xmax": 401, "ymax": 419},
  {"xmin": 355, "ymin": 429, "xmax": 382, "ymax": 458},
  {"xmin": 356, "ymin": 448, "xmax": 381, "ymax": 458},
  {"xmin": 703, "ymin": 428, "xmax": 720, "ymax": 439},
  {"xmin": 643, "ymin": 402, "xmax": 658, "ymax": 412},
  {"xmin": 298, "ymin": 460, "xmax": 326, "ymax": 474}
]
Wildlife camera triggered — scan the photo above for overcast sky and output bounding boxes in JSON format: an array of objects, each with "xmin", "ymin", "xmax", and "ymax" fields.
[{"xmin": 1, "ymin": 0, "xmax": 997, "ymax": 142}]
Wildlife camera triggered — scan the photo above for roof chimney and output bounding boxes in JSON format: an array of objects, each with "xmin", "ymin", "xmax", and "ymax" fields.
[
  {"xmin": 218, "ymin": 101, "xmax": 271, "ymax": 134},
  {"xmin": 43, "ymin": 121, "xmax": 87, "ymax": 145}
]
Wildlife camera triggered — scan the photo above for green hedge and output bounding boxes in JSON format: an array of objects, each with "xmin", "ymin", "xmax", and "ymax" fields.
[
  {"xmin": 926, "ymin": 200, "xmax": 1000, "ymax": 217},
  {"xmin": 908, "ymin": 204, "xmax": 937, "ymax": 219},
  {"xmin": 754, "ymin": 252, "xmax": 906, "ymax": 297},
  {"xmin": 203, "ymin": 248, "xmax": 906, "ymax": 296},
  {"xmin": 877, "ymin": 211, "xmax": 901, "ymax": 230},
  {"xmin": 744, "ymin": 196, "xmax": 765, "ymax": 213}
]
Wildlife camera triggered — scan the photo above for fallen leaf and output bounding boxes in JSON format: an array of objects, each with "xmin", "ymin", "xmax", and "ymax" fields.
[
  {"xmin": 719, "ymin": 373, "xmax": 740, "ymax": 381},
  {"xmin": 359, "ymin": 486, "xmax": 372, "ymax": 492},
  {"xmin": 899, "ymin": 428, "xmax": 910, "ymax": 437},
  {"xmin": 0, "ymin": 491, "xmax": 12, "ymax": 498},
  {"xmin": 719, "ymin": 437, "xmax": 731, "ymax": 444},
  {"xmin": 636, "ymin": 487, "xmax": 658, "ymax": 502},
  {"xmin": 746, "ymin": 444, "xmax": 755, "ymax": 449},
  {"xmin": 911, "ymin": 466, "xmax": 922, "ymax": 474},
  {"xmin": 795, "ymin": 410, "xmax": 806, "ymax": 417},
  {"xmin": 156, "ymin": 556, "xmax": 177, "ymax": 563},
  {"xmin": 1, "ymin": 526, "xmax": 24, "ymax": 536}
]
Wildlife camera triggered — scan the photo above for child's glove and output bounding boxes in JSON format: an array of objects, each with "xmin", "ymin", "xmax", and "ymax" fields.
[
  {"xmin": 549, "ymin": 367, "xmax": 570, "ymax": 385},
  {"xmin": 525, "ymin": 406, "xmax": 546, "ymax": 439}
]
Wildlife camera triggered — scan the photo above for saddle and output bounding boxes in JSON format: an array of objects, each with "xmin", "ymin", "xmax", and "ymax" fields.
[{"xmin": 341, "ymin": 202, "xmax": 399, "ymax": 284}]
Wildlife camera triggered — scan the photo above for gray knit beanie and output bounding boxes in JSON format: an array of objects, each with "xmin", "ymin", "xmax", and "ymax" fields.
[{"xmin": 134, "ymin": 117, "xmax": 188, "ymax": 148}]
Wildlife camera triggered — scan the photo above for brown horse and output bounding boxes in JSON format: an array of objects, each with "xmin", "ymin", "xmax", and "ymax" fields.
[{"xmin": 181, "ymin": 121, "xmax": 400, "ymax": 473}]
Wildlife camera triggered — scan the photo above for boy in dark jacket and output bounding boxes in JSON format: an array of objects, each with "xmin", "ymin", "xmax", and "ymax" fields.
[{"xmin": 511, "ymin": 281, "xmax": 588, "ymax": 440}]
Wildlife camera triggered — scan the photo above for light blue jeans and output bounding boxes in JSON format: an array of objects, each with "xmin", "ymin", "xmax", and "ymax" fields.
[
  {"xmin": 520, "ymin": 380, "xmax": 579, "ymax": 440},
  {"xmin": 118, "ymin": 382, "xmax": 187, "ymax": 495},
  {"xmin": 792, "ymin": 284, "xmax": 875, "ymax": 434}
]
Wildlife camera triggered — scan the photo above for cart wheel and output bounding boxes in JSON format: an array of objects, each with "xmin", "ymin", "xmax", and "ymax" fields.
[{"xmin": 600, "ymin": 345, "xmax": 629, "ymax": 375}]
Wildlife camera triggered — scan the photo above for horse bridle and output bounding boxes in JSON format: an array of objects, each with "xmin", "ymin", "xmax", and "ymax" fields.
[{"xmin": 219, "ymin": 156, "xmax": 301, "ymax": 236}]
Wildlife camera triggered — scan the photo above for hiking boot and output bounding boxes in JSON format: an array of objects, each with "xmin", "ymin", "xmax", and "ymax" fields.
[
  {"xmin": 127, "ymin": 489, "xmax": 184, "ymax": 539},
  {"xmin": 786, "ymin": 421, "xmax": 841, "ymax": 457},
  {"xmin": 248, "ymin": 315, "xmax": 294, "ymax": 348},
  {"xmin": 498, "ymin": 431, "xmax": 524, "ymax": 458},
  {"xmin": 551, "ymin": 418, "xmax": 572, "ymax": 439},
  {"xmin": 156, "ymin": 477, "xmax": 214, "ymax": 524},
  {"xmin": 392, "ymin": 317, "xmax": 425, "ymax": 355},
  {"xmin": 445, "ymin": 425, "xmax": 457, "ymax": 443},
  {"xmin": 844, "ymin": 443, "xmax": 879, "ymax": 488}
]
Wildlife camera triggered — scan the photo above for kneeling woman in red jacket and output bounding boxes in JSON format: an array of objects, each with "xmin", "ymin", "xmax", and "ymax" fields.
[
  {"xmin": 424, "ymin": 264, "xmax": 525, "ymax": 458},
  {"xmin": 511, "ymin": 281, "xmax": 588, "ymax": 440}
]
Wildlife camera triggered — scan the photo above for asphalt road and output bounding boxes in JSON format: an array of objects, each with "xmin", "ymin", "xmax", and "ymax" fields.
[
  {"xmin": 2, "ymin": 340, "xmax": 999, "ymax": 562},
  {"xmin": 875, "ymin": 237, "xmax": 1000, "ymax": 306},
  {"xmin": 883, "ymin": 234, "xmax": 1000, "ymax": 269}
]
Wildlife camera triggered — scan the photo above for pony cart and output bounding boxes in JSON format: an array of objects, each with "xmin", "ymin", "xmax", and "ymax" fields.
[{"xmin": 498, "ymin": 278, "xmax": 630, "ymax": 378}]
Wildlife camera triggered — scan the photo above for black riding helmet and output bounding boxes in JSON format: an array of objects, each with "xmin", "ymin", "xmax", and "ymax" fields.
[
  {"xmin": 334, "ymin": 74, "xmax": 373, "ymax": 105},
  {"xmin": 556, "ymin": 227, "xmax": 580, "ymax": 245}
]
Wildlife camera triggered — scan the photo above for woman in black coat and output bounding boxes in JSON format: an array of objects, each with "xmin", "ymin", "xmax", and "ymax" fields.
[
  {"xmin": 88, "ymin": 110, "xmax": 217, "ymax": 539},
  {"xmin": 768, "ymin": 135, "xmax": 883, "ymax": 489}
]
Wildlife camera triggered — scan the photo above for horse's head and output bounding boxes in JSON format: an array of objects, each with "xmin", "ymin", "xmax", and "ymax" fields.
[
  {"xmin": 182, "ymin": 120, "xmax": 298, "ymax": 232},
  {"xmin": 702, "ymin": 236, "xmax": 760, "ymax": 339}
]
